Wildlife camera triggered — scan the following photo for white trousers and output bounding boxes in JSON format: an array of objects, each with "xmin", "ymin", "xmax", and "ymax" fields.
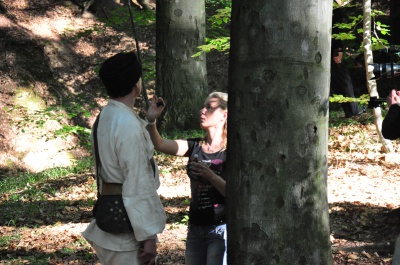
[{"xmin": 92, "ymin": 241, "xmax": 142, "ymax": 265}]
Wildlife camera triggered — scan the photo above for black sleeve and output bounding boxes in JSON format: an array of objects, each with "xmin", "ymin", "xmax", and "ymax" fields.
[
  {"xmin": 183, "ymin": 138, "xmax": 202, "ymax": 157},
  {"xmin": 382, "ymin": 104, "xmax": 400, "ymax": 140}
]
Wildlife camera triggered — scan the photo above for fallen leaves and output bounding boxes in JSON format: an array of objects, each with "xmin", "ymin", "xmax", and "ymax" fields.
[{"xmin": 0, "ymin": 0, "xmax": 399, "ymax": 264}]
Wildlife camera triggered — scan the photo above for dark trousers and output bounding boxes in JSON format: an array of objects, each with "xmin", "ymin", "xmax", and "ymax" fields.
[{"xmin": 330, "ymin": 62, "xmax": 360, "ymax": 117}]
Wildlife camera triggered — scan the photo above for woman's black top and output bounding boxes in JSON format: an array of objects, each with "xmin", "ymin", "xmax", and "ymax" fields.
[{"xmin": 185, "ymin": 138, "xmax": 227, "ymax": 226}]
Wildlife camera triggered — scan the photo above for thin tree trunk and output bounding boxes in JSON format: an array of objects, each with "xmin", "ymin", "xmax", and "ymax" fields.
[
  {"xmin": 227, "ymin": 1, "xmax": 333, "ymax": 264},
  {"xmin": 362, "ymin": 0, "xmax": 393, "ymax": 153}
]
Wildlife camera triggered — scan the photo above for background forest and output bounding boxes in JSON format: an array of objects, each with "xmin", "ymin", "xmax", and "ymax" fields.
[{"xmin": 1, "ymin": 0, "xmax": 400, "ymax": 264}]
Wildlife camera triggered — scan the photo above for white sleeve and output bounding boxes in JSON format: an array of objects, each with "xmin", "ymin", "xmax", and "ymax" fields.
[{"xmin": 117, "ymin": 126, "xmax": 166, "ymax": 241}]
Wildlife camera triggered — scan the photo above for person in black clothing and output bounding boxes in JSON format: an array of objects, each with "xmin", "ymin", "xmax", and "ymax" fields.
[
  {"xmin": 382, "ymin": 89, "xmax": 400, "ymax": 265},
  {"xmin": 330, "ymin": 39, "xmax": 362, "ymax": 118},
  {"xmin": 331, "ymin": 0, "xmax": 362, "ymax": 118},
  {"xmin": 145, "ymin": 92, "xmax": 228, "ymax": 265},
  {"xmin": 382, "ymin": 89, "xmax": 400, "ymax": 139}
]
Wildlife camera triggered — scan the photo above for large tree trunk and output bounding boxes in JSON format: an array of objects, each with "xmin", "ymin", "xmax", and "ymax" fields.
[
  {"xmin": 226, "ymin": 1, "xmax": 333, "ymax": 264},
  {"xmin": 156, "ymin": 0, "xmax": 208, "ymax": 130}
]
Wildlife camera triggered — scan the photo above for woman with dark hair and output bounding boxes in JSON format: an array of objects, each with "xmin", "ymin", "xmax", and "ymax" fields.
[
  {"xmin": 82, "ymin": 52, "xmax": 166, "ymax": 265},
  {"xmin": 146, "ymin": 92, "xmax": 228, "ymax": 265}
]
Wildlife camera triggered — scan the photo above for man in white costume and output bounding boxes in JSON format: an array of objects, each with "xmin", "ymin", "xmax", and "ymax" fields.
[{"xmin": 82, "ymin": 52, "xmax": 166, "ymax": 265}]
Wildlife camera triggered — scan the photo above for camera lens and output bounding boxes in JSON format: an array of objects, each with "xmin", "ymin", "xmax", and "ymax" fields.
[{"xmin": 371, "ymin": 63, "xmax": 400, "ymax": 78}]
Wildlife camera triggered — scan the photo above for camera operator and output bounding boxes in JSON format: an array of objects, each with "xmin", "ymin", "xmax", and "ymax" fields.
[
  {"xmin": 382, "ymin": 89, "xmax": 400, "ymax": 140},
  {"xmin": 330, "ymin": 39, "xmax": 363, "ymax": 118}
]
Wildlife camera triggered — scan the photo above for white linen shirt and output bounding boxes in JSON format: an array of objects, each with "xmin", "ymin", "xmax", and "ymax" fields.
[{"xmin": 82, "ymin": 99, "xmax": 166, "ymax": 252}]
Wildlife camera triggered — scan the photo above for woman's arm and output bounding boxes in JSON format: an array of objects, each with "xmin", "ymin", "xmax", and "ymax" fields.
[
  {"xmin": 382, "ymin": 90, "xmax": 400, "ymax": 140},
  {"xmin": 146, "ymin": 96, "xmax": 189, "ymax": 156},
  {"xmin": 382, "ymin": 104, "xmax": 400, "ymax": 140},
  {"xmin": 146, "ymin": 122, "xmax": 188, "ymax": 156},
  {"xmin": 188, "ymin": 162, "xmax": 226, "ymax": 196}
]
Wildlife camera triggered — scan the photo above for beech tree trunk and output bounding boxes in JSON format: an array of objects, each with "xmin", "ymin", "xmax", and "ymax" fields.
[
  {"xmin": 226, "ymin": 1, "xmax": 333, "ymax": 264},
  {"xmin": 156, "ymin": 0, "xmax": 208, "ymax": 130}
]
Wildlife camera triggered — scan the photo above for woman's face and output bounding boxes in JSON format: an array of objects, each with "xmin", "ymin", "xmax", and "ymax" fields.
[
  {"xmin": 333, "ymin": 51, "xmax": 343, "ymax": 64},
  {"xmin": 199, "ymin": 97, "xmax": 227, "ymax": 129}
]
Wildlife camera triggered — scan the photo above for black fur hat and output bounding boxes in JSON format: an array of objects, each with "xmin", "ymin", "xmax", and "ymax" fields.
[
  {"xmin": 99, "ymin": 52, "xmax": 142, "ymax": 98},
  {"xmin": 331, "ymin": 39, "xmax": 344, "ymax": 55}
]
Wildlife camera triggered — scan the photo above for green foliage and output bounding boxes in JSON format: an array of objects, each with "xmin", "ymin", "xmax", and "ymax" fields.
[
  {"xmin": 0, "ymin": 234, "xmax": 20, "ymax": 248},
  {"xmin": 161, "ymin": 130, "xmax": 205, "ymax": 140},
  {"xmin": 141, "ymin": 53, "xmax": 156, "ymax": 83},
  {"xmin": 206, "ymin": 0, "xmax": 231, "ymax": 7},
  {"xmin": 209, "ymin": 6, "xmax": 231, "ymax": 35},
  {"xmin": 130, "ymin": 9, "xmax": 156, "ymax": 27},
  {"xmin": 332, "ymin": 4, "xmax": 391, "ymax": 51},
  {"xmin": 0, "ymin": 157, "xmax": 94, "ymax": 233},
  {"xmin": 329, "ymin": 108, "xmax": 377, "ymax": 128},
  {"xmin": 13, "ymin": 96, "xmax": 94, "ymax": 149},
  {"xmin": 193, "ymin": 37, "xmax": 230, "ymax": 57},
  {"xmin": 104, "ymin": 6, "xmax": 155, "ymax": 28},
  {"xmin": 0, "ymin": 157, "xmax": 93, "ymax": 196},
  {"xmin": 194, "ymin": 5, "xmax": 231, "ymax": 57},
  {"xmin": 180, "ymin": 214, "xmax": 189, "ymax": 225},
  {"xmin": 155, "ymin": 130, "xmax": 205, "ymax": 157},
  {"xmin": 64, "ymin": 23, "xmax": 106, "ymax": 40},
  {"xmin": 369, "ymin": 19, "xmax": 391, "ymax": 50},
  {"xmin": 333, "ymin": 14, "xmax": 362, "ymax": 41},
  {"xmin": 329, "ymin": 94, "xmax": 373, "ymax": 106},
  {"xmin": 198, "ymin": 2, "xmax": 392, "ymax": 58}
]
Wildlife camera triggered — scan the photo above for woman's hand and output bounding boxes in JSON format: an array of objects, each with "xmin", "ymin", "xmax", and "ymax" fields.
[
  {"xmin": 189, "ymin": 161, "xmax": 226, "ymax": 196},
  {"xmin": 189, "ymin": 161, "xmax": 214, "ymax": 182},
  {"xmin": 146, "ymin": 95, "xmax": 165, "ymax": 122},
  {"xmin": 386, "ymin": 89, "xmax": 400, "ymax": 108}
]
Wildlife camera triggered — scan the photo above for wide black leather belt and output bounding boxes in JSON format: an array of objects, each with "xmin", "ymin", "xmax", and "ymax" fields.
[{"xmin": 101, "ymin": 181, "xmax": 123, "ymax": 195}]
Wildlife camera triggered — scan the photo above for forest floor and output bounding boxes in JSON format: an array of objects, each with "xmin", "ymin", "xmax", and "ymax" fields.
[{"xmin": 1, "ymin": 0, "xmax": 400, "ymax": 264}]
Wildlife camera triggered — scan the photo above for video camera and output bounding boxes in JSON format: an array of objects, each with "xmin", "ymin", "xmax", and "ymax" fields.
[
  {"xmin": 370, "ymin": 63, "xmax": 400, "ymax": 79},
  {"xmin": 369, "ymin": 45, "xmax": 400, "ymax": 79},
  {"xmin": 367, "ymin": 45, "xmax": 400, "ymax": 108}
]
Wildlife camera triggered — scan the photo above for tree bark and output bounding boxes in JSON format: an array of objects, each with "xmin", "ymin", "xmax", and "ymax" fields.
[
  {"xmin": 362, "ymin": 0, "xmax": 393, "ymax": 153},
  {"xmin": 227, "ymin": 1, "xmax": 333, "ymax": 264},
  {"xmin": 156, "ymin": 0, "xmax": 208, "ymax": 130}
]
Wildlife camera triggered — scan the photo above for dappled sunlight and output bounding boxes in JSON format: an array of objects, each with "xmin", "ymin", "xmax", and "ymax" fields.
[
  {"xmin": 0, "ymin": 223, "xmax": 96, "ymax": 264},
  {"xmin": 0, "ymin": 0, "xmax": 398, "ymax": 263},
  {"xmin": 73, "ymin": 40, "xmax": 98, "ymax": 57},
  {"xmin": 13, "ymin": 88, "xmax": 46, "ymax": 113},
  {"xmin": 328, "ymin": 119, "xmax": 400, "ymax": 208},
  {"xmin": 22, "ymin": 150, "xmax": 74, "ymax": 172},
  {"xmin": 0, "ymin": 170, "xmax": 187, "ymax": 264},
  {"xmin": 6, "ymin": 98, "xmax": 85, "ymax": 172},
  {"xmin": 19, "ymin": 18, "xmax": 62, "ymax": 40},
  {"xmin": 0, "ymin": 15, "xmax": 12, "ymax": 28},
  {"xmin": 328, "ymin": 164, "xmax": 400, "ymax": 207}
]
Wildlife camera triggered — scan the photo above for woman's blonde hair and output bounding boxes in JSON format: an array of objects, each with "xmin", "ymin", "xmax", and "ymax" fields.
[{"xmin": 202, "ymin": 91, "xmax": 228, "ymax": 150}]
